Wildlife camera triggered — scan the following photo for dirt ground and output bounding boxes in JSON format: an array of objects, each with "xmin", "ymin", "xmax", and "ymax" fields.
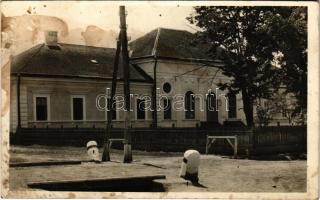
[{"xmin": 9, "ymin": 145, "xmax": 306, "ymax": 192}]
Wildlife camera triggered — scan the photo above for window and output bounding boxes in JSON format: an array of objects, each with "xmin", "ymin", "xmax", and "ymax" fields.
[
  {"xmin": 163, "ymin": 99, "xmax": 172, "ymax": 120},
  {"xmin": 71, "ymin": 96, "xmax": 85, "ymax": 120},
  {"xmin": 163, "ymin": 82, "xmax": 171, "ymax": 93},
  {"xmin": 107, "ymin": 98, "xmax": 117, "ymax": 120},
  {"xmin": 35, "ymin": 96, "xmax": 49, "ymax": 121},
  {"xmin": 185, "ymin": 91, "xmax": 195, "ymax": 119},
  {"xmin": 228, "ymin": 94, "xmax": 237, "ymax": 118},
  {"xmin": 136, "ymin": 99, "xmax": 146, "ymax": 120}
]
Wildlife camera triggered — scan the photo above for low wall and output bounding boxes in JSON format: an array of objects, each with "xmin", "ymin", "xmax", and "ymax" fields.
[{"xmin": 10, "ymin": 126, "xmax": 306, "ymax": 155}]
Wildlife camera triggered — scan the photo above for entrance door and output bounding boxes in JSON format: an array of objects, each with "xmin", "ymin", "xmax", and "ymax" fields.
[{"xmin": 206, "ymin": 92, "xmax": 218, "ymax": 122}]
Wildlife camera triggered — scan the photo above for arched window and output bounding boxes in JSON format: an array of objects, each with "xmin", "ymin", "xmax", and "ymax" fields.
[
  {"xmin": 163, "ymin": 98, "xmax": 172, "ymax": 120},
  {"xmin": 228, "ymin": 94, "xmax": 237, "ymax": 118},
  {"xmin": 185, "ymin": 91, "xmax": 195, "ymax": 119}
]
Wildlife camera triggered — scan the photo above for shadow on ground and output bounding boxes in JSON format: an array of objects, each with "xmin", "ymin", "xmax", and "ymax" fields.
[{"xmin": 28, "ymin": 179, "xmax": 166, "ymax": 192}]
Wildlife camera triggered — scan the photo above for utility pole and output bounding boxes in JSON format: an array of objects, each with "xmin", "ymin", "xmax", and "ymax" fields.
[
  {"xmin": 101, "ymin": 33, "xmax": 121, "ymax": 162},
  {"xmin": 102, "ymin": 6, "xmax": 132, "ymax": 162},
  {"xmin": 120, "ymin": 6, "xmax": 132, "ymax": 163}
]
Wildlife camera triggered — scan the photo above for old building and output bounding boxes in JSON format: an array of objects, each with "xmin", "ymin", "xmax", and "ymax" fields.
[
  {"xmin": 10, "ymin": 28, "xmax": 294, "ymax": 133},
  {"xmin": 129, "ymin": 28, "xmax": 245, "ymax": 128},
  {"xmin": 10, "ymin": 32, "xmax": 153, "ymax": 133}
]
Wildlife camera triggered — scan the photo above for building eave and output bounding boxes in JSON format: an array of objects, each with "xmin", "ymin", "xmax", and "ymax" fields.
[
  {"xmin": 10, "ymin": 72, "xmax": 153, "ymax": 84},
  {"xmin": 130, "ymin": 55, "xmax": 225, "ymax": 67}
]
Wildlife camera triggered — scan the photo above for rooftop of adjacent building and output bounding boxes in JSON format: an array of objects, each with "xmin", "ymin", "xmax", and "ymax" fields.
[
  {"xmin": 129, "ymin": 27, "xmax": 224, "ymax": 64},
  {"xmin": 11, "ymin": 31, "xmax": 152, "ymax": 82},
  {"xmin": 11, "ymin": 28, "xmax": 225, "ymax": 81}
]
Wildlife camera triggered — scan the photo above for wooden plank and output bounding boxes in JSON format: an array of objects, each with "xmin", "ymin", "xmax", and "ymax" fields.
[
  {"xmin": 226, "ymin": 138, "xmax": 234, "ymax": 149},
  {"xmin": 206, "ymin": 136, "xmax": 209, "ymax": 154},
  {"xmin": 208, "ymin": 131, "xmax": 251, "ymax": 134},
  {"xmin": 207, "ymin": 136, "xmax": 237, "ymax": 139},
  {"xmin": 27, "ymin": 175, "xmax": 166, "ymax": 188},
  {"xmin": 206, "ymin": 137, "xmax": 216, "ymax": 154},
  {"xmin": 234, "ymin": 137, "xmax": 238, "ymax": 158},
  {"xmin": 10, "ymin": 160, "xmax": 84, "ymax": 167},
  {"xmin": 209, "ymin": 138, "xmax": 216, "ymax": 152},
  {"xmin": 109, "ymin": 138, "xmax": 125, "ymax": 142},
  {"xmin": 108, "ymin": 138, "xmax": 125, "ymax": 152},
  {"xmin": 206, "ymin": 135, "xmax": 240, "ymax": 158}
]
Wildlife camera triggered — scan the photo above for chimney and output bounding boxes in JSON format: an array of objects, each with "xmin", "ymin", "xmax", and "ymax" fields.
[{"xmin": 45, "ymin": 31, "xmax": 58, "ymax": 46}]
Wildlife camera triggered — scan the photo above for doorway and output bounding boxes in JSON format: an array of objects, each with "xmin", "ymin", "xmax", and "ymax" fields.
[{"xmin": 206, "ymin": 92, "xmax": 218, "ymax": 122}]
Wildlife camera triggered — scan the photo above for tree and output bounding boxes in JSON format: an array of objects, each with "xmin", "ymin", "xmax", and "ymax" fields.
[
  {"xmin": 187, "ymin": 7, "xmax": 306, "ymax": 127},
  {"xmin": 269, "ymin": 94, "xmax": 296, "ymax": 125},
  {"xmin": 255, "ymin": 104, "xmax": 273, "ymax": 127},
  {"xmin": 264, "ymin": 92, "xmax": 304, "ymax": 126},
  {"xmin": 269, "ymin": 8, "xmax": 307, "ymax": 116},
  {"xmin": 255, "ymin": 93, "xmax": 298, "ymax": 126}
]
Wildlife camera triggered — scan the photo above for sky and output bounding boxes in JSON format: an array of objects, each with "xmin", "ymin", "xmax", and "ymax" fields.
[
  {"xmin": 1, "ymin": 1, "xmax": 197, "ymax": 37},
  {"xmin": 1, "ymin": 1, "xmax": 198, "ymax": 54}
]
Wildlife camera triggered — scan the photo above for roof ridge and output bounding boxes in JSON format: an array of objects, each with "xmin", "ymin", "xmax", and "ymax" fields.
[
  {"xmin": 157, "ymin": 27, "xmax": 191, "ymax": 33},
  {"xmin": 57, "ymin": 42, "xmax": 116, "ymax": 50},
  {"xmin": 151, "ymin": 27, "xmax": 161, "ymax": 57}
]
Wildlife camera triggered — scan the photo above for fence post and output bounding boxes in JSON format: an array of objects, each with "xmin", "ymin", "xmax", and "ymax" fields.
[
  {"xmin": 234, "ymin": 136, "xmax": 238, "ymax": 159},
  {"xmin": 206, "ymin": 134, "xmax": 210, "ymax": 155},
  {"xmin": 248, "ymin": 126, "xmax": 255, "ymax": 158},
  {"xmin": 303, "ymin": 125, "xmax": 307, "ymax": 152}
]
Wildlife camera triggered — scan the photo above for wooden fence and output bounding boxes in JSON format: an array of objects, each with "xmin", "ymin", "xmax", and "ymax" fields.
[
  {"xmin": 252, "ymin": 126, "xmax": 307, "ymax": 155},
  {"xmin": 11, "ymin": 126, "xmax": 306, "ymax": 155}
]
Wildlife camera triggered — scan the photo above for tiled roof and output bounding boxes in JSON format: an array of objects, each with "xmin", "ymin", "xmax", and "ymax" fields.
[
  {"xmin": 11, "ymin": 43, "xmax": 152, "ymax": 82},
  {"xmin": 129, "ymin": 28, "xmax": 214, "ymax": 61}
]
